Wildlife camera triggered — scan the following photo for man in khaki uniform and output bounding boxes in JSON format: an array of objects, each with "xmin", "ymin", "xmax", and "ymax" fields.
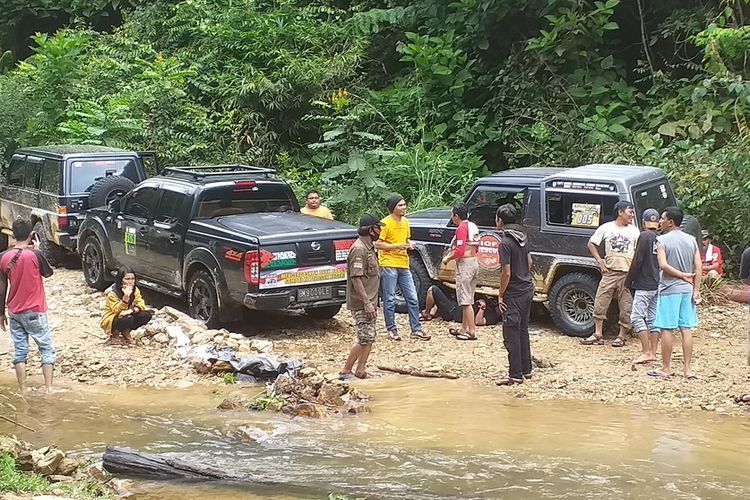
[{"xmin": 340, "ymin": 214, "xmax": 383, "ymax": 379}]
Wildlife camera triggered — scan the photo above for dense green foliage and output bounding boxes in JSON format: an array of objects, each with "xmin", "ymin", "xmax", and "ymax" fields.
[
  {"xmin": 2, "ymin": 0, "xmax": 750, "ymax": 263},
  {"xmin": 0, "ymin": 453, "xmax": 49, "ymax": 493}
]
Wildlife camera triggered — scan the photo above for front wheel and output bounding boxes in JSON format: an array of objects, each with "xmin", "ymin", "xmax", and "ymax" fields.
[
  {"xmin": 548, "ymin": 272, "xmax": 599, "ymax": 337},
  {"xmin": 33, "ymin": 222, "xmax": 65, "ymax": 267},
  {"xmin": 188, "ymin": 269, "xmax": 221, "ymax": 327},
  {"xmin": 304, "ymin": 304, "xmax": 342, "ymax": 320},
  {"xmin": 81, "ymin": 236, "xmax": 111, "ymax": 291}
]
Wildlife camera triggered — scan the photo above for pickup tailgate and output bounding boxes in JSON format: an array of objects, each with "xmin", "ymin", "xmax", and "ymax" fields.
[{"xmin": 216, "ymin": 213, "xmax": 357, "ymax": 294}]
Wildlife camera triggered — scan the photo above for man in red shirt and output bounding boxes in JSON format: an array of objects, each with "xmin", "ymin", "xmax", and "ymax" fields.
[
  {"xmin": 0, "ymin": 219, "xmax": 56, "ymax": 393},
  {"xmin": 701, "ymin": 230, "xmax": 724, "ymax": 283}
]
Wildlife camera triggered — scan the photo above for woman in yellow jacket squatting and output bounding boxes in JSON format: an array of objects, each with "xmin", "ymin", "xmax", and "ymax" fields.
[{"xmin": 101, "ymin": 266, "xmax": 153, "ymax": 345}]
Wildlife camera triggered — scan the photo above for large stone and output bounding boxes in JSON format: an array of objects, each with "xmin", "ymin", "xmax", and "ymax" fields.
[
  {"xmin": 152, "ymin": 333, "xmax": 169, "ymax": 344},
  {"xmin": 35, "ymin": 447, "xmax": 65, "ymax": 476},
  {"xmin": 233, "ymin": 426, "xmax": 270, "ymax": 444},
  {"xmin": 318, "ymin": 384, "xmax": 346, "ymax": 406},
  {"xmin": 250, "ymin": 339, "xmax": 273, "ymax": 353},
  {"xmin": 273, "ymin": 374, "xmax": 295, "ymax": 394},
  {"xmin": 211, "ymin": 361, "xmax": 234, "ymax": 374},
  {"xmin": 0, "ymin": 435, "xmax": 25, "ymax": 459},
  {"xmin": 283, "ymin": 402, "xmax": 326, "ymax": 419},
  {"xmin": 166, "ymin": 325, "xmax": 190, "ymax": 347},
  {"xmin": 55, "ymin": 457, "xmax": 79, "ymax": 476},
  {"xmin": 228, "ymin": 332, "xmax": 245, "ymax": 341},
  {"xmin": 191, "ymin": 359, "xmax": 212, "ymax": 375},
  {"xmin": 217, "ymin": 396, "xmax": 246, "ymax": 410}
]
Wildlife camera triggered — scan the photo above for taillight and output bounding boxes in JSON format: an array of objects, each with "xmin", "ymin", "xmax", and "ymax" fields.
[
  {"xmin": 58, "ymin": 206, "xmax": 68, "ymax": 229},
  {"xmin": 244, "ymin": 250, "xmax": 260, "ymax": 285},
  {"xmin": 234, "ymin": 180, "xmax": 257, "ymax": 192}
]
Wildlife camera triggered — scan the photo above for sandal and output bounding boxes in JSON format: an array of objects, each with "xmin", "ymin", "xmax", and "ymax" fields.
[
  {"xmin": 419, "ymin": 312, "xmax": 431, "ymax": 322},
  {"xmin": 611, "ymin": 337, "xmax": 626, "ymax": 348},
  {"xmin": 448, "ymin": 328, "xmax": 461, "ymax": 337},
  {"xmin": 496, "ymin": 377, "xmax": 523, "ymax": 386},
  {"xmin": 388, "ymin": 331, "xmax": 402, "ymax": 341},
  {"xmin": 580, "ymin": 335, "xmax": 604, "ymax": 345},
  {"xmin": 411, "ymin": 331, "xmax": 431, "ymax": 341},
  {"xmin": 455, "ymin": 332, "xmax": 477, "ymax": 341},
  {"xmin": 647, "ymin": 370, "xmax": 673, "ymax": 379}
]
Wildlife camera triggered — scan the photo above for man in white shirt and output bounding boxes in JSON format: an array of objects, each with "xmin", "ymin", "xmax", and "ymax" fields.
[{"xmin": 581, "ymin": 201, "xmax": 640, "ymax": 347}]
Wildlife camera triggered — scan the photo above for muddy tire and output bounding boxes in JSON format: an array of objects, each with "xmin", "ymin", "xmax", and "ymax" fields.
[
  {"xmin": 394, "ymin": 256, "xmax": 431, "ymax": 313},
  {"xmin": 548, "ymin": 272, "xmax": 599, "ymax": 337},
  {"xmin": 305, "ymin": 304, "xmax": 342, "ymax": 320},
  {"xmin": 188, "ymin": 269, "xmax": 221, "ymax": 327},
  {"xmin": 33, "ymin": 222, "xmax": 65, "ymax": 267},
  {"xmin": 81, "ymin": 236, "xmax": 111, "ymax": 291},
  {"xmin": 88, "ymin": 175, "xmax": 135, "ymax": 209}
]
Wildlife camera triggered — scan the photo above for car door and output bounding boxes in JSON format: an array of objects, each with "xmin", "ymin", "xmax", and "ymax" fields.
[
  {"xmin": 145, "ymin": 186, "xmax": 191, "ymax": 287},
  {"xmin": 113, "ymin": 185, "xmax": 162, "ymax": 276}
]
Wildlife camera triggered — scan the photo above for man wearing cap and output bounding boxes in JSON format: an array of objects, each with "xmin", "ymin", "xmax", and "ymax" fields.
[
  {"xmin": 581, "ymin": 200, "xmax": 640, "ymax": 347},
  {"xmin": 375, "ymin": 194, "xmax": 430, "ymax": 341},
  {"xmin": 700, "ymin": 230, "xmax": 723, "ymax": 283},
  {"xmin": 625, "ymin": 208, "xmax": 661, "ymax": 364},
  {"xmin": 340, "ymin": 214, "xmax": 383, "ymax": 379}
]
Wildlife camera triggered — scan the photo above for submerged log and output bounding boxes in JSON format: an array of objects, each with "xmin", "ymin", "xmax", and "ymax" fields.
[
  {"xmin": 377, "ymin": 365, "xmax": 459, "ymax": 379},
  {"xmin": 102, "ymin": 446, "xmax": 240, "ymax": 481}
]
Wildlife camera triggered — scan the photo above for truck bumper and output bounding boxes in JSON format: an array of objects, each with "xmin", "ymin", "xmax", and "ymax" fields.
[{"xmin": 243, "ymin": 284, "xmax": 347, "ymax": 310}]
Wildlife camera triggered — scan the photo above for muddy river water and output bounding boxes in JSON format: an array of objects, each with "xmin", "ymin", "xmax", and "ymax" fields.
[{"xmin": 2, "ymin": 374, "xmax": 750, "ymax": 499}]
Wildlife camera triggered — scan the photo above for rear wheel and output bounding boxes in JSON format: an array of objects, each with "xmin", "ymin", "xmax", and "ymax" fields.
[
  {"xmin": 305, "ymin": 305, "xmax": 342, "ymax": 320},
  {"xmin": 81, "ymin": 236, "xmax": 111, "ymax": 291},
  {"xmin": 394, "ymin": 257, "xmax": 432, "ymax": 313},
  {"xmin": 33, "ymin": 222, "xmax": 65, "ymax": 267},
  {"xmin": 188, "ymin": 269, "xmax": 221, "ymax": 327},
  {"xmin": 548, "ymin": 272, "xmax": 599, "ymax": 337},
  {"xmin": 0, "ymin": 233, "xmax": 7, "ymax": 252}
]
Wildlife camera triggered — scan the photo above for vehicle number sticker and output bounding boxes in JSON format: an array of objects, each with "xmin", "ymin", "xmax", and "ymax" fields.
[
  {"xmin": 124, "ymin": 226, "xmax": 137, "ymax": 256},
  {"xmin": 571, "ymin": 203, "xmax": 601, "ymax": 228}
]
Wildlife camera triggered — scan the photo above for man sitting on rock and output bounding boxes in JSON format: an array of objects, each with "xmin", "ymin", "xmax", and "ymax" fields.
[{"xmin": 101, "ymin": 266, "xmax": 153, "ymax": 345}]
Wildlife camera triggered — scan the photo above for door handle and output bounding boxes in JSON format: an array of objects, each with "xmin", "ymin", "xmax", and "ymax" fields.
[
  {"xmin": 168, "ymin": 234, "xmax": 178, "ymax": 244},
  {"xmin": 139, "ymin": 227, "xmax": 148, "ymax": 236}
]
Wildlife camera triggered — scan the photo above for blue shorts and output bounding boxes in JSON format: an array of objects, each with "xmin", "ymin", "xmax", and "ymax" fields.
[
  {"xmin": 653, "ymin": 293, "xmax": 698, "ymax": 331},
  {"xmin": 9, "ymin": 311, "xmax": 57, "ymax": 366}
]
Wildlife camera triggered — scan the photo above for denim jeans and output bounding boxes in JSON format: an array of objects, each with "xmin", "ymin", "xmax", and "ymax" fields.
[
  {"xmin": 380, "ymin": 267, "xmax": 422, "ymax": 334},
  {"xmin": 9, "ymin": 311, "xmax": 57, "ymax": 366}
]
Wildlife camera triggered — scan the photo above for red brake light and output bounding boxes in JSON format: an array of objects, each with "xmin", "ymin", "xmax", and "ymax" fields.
[
  {"xmin": 234, "ymin": 181, "xmax": 257, "ymax": 192},
  {"xmin": 244, "ymin": 250, "xmax": 260, "ymax": 285}
]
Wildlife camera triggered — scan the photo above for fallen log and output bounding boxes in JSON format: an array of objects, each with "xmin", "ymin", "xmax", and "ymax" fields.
[
  {"xmin": 103, "ymin": 446, "xmax": 241, "ymax": 481},
  {"xmin": 377, "ymin": 365, "xmax": 459, "ymax": 379}
]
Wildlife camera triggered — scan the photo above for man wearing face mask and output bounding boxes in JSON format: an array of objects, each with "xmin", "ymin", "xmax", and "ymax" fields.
[{"xmin": 340, "ymin": 214, "xmax": 383, "ymax": 379}]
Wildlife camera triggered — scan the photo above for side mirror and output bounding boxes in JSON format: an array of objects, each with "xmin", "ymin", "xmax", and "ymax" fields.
[{"xmin": 109, "ymin": 197, "xmax": 122, "ymax": 213}]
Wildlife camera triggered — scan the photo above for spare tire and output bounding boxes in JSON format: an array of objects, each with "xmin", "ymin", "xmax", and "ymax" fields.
[{"xmin": 89, "ymin": 175, "xmax": 135, "ymax": 209}]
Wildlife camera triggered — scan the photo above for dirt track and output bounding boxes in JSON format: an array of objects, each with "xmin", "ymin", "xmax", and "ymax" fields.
[{"xmin": 1, "ymin": 267, "xmax": 749, "ymax": 415}]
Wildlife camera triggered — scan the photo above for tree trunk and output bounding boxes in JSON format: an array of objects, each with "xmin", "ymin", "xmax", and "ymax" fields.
[{"xmin": 102, "ymin": 446, "xmax": 239, "ymax": 481}]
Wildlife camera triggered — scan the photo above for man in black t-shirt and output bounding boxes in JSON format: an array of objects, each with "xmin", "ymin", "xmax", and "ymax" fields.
[
  {"xmin": 624, "ymin": 208, "xmax": 661, "ymax": 365},
  {"xmin": 495, "ymin": 204, "xmax": 535, "ymax": 386}
]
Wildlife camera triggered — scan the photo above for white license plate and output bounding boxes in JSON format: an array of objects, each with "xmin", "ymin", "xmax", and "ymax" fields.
[{"xmin": 298, "ymin": 286, "xmax": 332, "ymax": 302}]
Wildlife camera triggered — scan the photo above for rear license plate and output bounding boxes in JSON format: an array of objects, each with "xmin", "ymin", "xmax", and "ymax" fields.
[{"xmin": 298, "ymin": 286, "xmax": 332, "ymax": 302}]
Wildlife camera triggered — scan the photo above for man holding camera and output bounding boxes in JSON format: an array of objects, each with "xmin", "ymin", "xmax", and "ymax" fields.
[{"xmin": 0, "ymin": 219, "xmax": 57, "ymax": 393}]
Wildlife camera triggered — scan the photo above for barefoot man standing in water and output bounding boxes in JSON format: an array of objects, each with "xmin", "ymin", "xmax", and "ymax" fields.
[
  {"xmin": 340, "ymin": 214, "xmax": 383, "ymax": 379},
  {"xmin": 0, "ymin": 219, "xmax": 57, "ymax": 393}
]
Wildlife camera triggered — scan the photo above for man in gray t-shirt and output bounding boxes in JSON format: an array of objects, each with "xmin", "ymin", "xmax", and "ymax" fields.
[{"xmin": 650, "ymin": 207, "xmax": 702, "ymax": 380}]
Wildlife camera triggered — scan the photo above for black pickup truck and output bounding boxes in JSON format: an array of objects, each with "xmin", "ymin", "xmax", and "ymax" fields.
[
  {"xmin": 77, "ymin": 165, "xmax": 358, "ymax": 326},
  {"xmin": 406, "ymin": 164, "xmax": 701, "ymax": 337}
]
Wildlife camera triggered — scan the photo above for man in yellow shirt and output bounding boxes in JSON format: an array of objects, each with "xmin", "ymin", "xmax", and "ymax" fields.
[
  {"xmin": 375, "ymin": 194, "xmax": 431, "ymax": 341},
  {"xmin": 300, "ymin": 190, "xmax": 334, "ymax": 220}
]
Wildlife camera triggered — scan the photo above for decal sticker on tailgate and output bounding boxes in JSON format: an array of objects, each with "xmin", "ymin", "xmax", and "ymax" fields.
[{"xmin": 260, "ymin": 263, "xmax": 347, "ymax": 289}]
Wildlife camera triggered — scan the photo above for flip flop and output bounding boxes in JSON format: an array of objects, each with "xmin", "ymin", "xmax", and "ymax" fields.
[
  {"xmin": 611, "ymin": 338, "xmax": 626, "ymax": 348},
  {"xmin": 455, "ymin": 332, "xmax": 477, "ymax": 341},
  {"xmin": 647, "ymin": 370, "xmax": 672, "ymax": 379},
  {"xmin": 496, "ymin": 377, "xmax": 523, "ymax": 386},
  {"xmin": 686, "ymin": 374, "xmax": 700, "ymax": 381},
  {"xmin": 580, "ymin": 335, "xmax": 604, "ymax": 345}
]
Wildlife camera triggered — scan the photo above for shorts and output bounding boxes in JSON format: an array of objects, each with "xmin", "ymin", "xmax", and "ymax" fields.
[
  {"xmin": 455, "ymin": 258, "xmax": 479, "ymax": 306},
  {"xmin": 352, "ymin": 309, "xmax": 377, "ymax": 345},
  {"xmin": 9, "ymin": 311, "xmax": 57, "ymax": 366},
  {"xmin": 653, "ymin": 293, "xmax": 698, "ymax": 331},
  {"xmin": 630, "ymin": 289, "xmax": 659, "ymax": 333}
]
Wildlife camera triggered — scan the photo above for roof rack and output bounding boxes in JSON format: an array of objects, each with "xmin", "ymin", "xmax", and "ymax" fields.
[{"xmin": 160, "ymin": 164, "xmax": 276, "ymax": 180}]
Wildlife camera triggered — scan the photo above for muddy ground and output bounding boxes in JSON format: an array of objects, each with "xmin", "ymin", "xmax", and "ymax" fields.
[{"xmin": 1, "ymin": 267, "xmax": 749, "ymax": 415}]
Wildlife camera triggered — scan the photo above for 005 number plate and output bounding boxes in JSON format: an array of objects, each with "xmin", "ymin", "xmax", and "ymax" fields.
[{"xmin": 297, "ymin": 286, "xmax": 332, "ymax": 302}]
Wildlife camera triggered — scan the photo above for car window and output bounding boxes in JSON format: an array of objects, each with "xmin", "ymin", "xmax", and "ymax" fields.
[
  {"xmin": 6, "ymin": 157, "xmax": 25, "ymax": 187},
  {"xmin": 23, "ymin": 157, "xmax": 43, "ymax": 190},
  {"xmin": 546, "ymin": 192, "xmax": 619, "ymax": 227},
  {"xmin": 123, "ymin": 186, "xmax": 161, "ymax": 220},
  {"xmin": 68, "ymin": 158, "xmax": 141, "ymax": 194},
  {"xmin": 466, "ymin": 187, "xmax": 525, "ymax": 227},
  {"xmin": 196, "ymin": 183, "xmax": 298, "ymax": 218},
  {"xmin": 40, "ymin": 159, "xmax": 62, "ymax": 194},
  {"xmin": 154, "ymin": 190, "xmax": 188, "ymax": 225},
  {"xmin": 633, "ymin": 181, "xmax": 676, "ymax": 217}
]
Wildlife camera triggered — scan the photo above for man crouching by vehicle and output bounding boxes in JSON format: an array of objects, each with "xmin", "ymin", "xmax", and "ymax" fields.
[
  {"xmin": 0, "ymin": 219, "xmax": 57, "ymax": 394},
  {"xmin": 340, "ymin": 214, "xmax": 383, "ymax": 380}
]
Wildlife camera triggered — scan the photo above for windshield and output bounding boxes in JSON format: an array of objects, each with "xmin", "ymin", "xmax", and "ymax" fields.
[
  {"xmin": 632, "ymin": 181, "xmax": 676, "ymax": 218},
  {"xmin": 68, "ymin": 159, "xmax": 141, "ymax": 194},
  {"xmin": 196, "ymin": 184, "xmax": 298, "ymax": 217}
]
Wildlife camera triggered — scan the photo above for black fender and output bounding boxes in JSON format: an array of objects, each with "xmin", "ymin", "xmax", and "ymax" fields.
[
  {"xmin": 77, "ymin": 219, "xmax": 115, "ymax": 270},
  {"xmin": 183, "ymin": 247, "xmax": 242, "ymax": 323}
]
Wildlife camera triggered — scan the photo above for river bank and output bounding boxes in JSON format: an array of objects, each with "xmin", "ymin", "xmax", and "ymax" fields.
[{"xmin": 0, "ymin": 268, "xmax": 748, "ymax": 416}]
